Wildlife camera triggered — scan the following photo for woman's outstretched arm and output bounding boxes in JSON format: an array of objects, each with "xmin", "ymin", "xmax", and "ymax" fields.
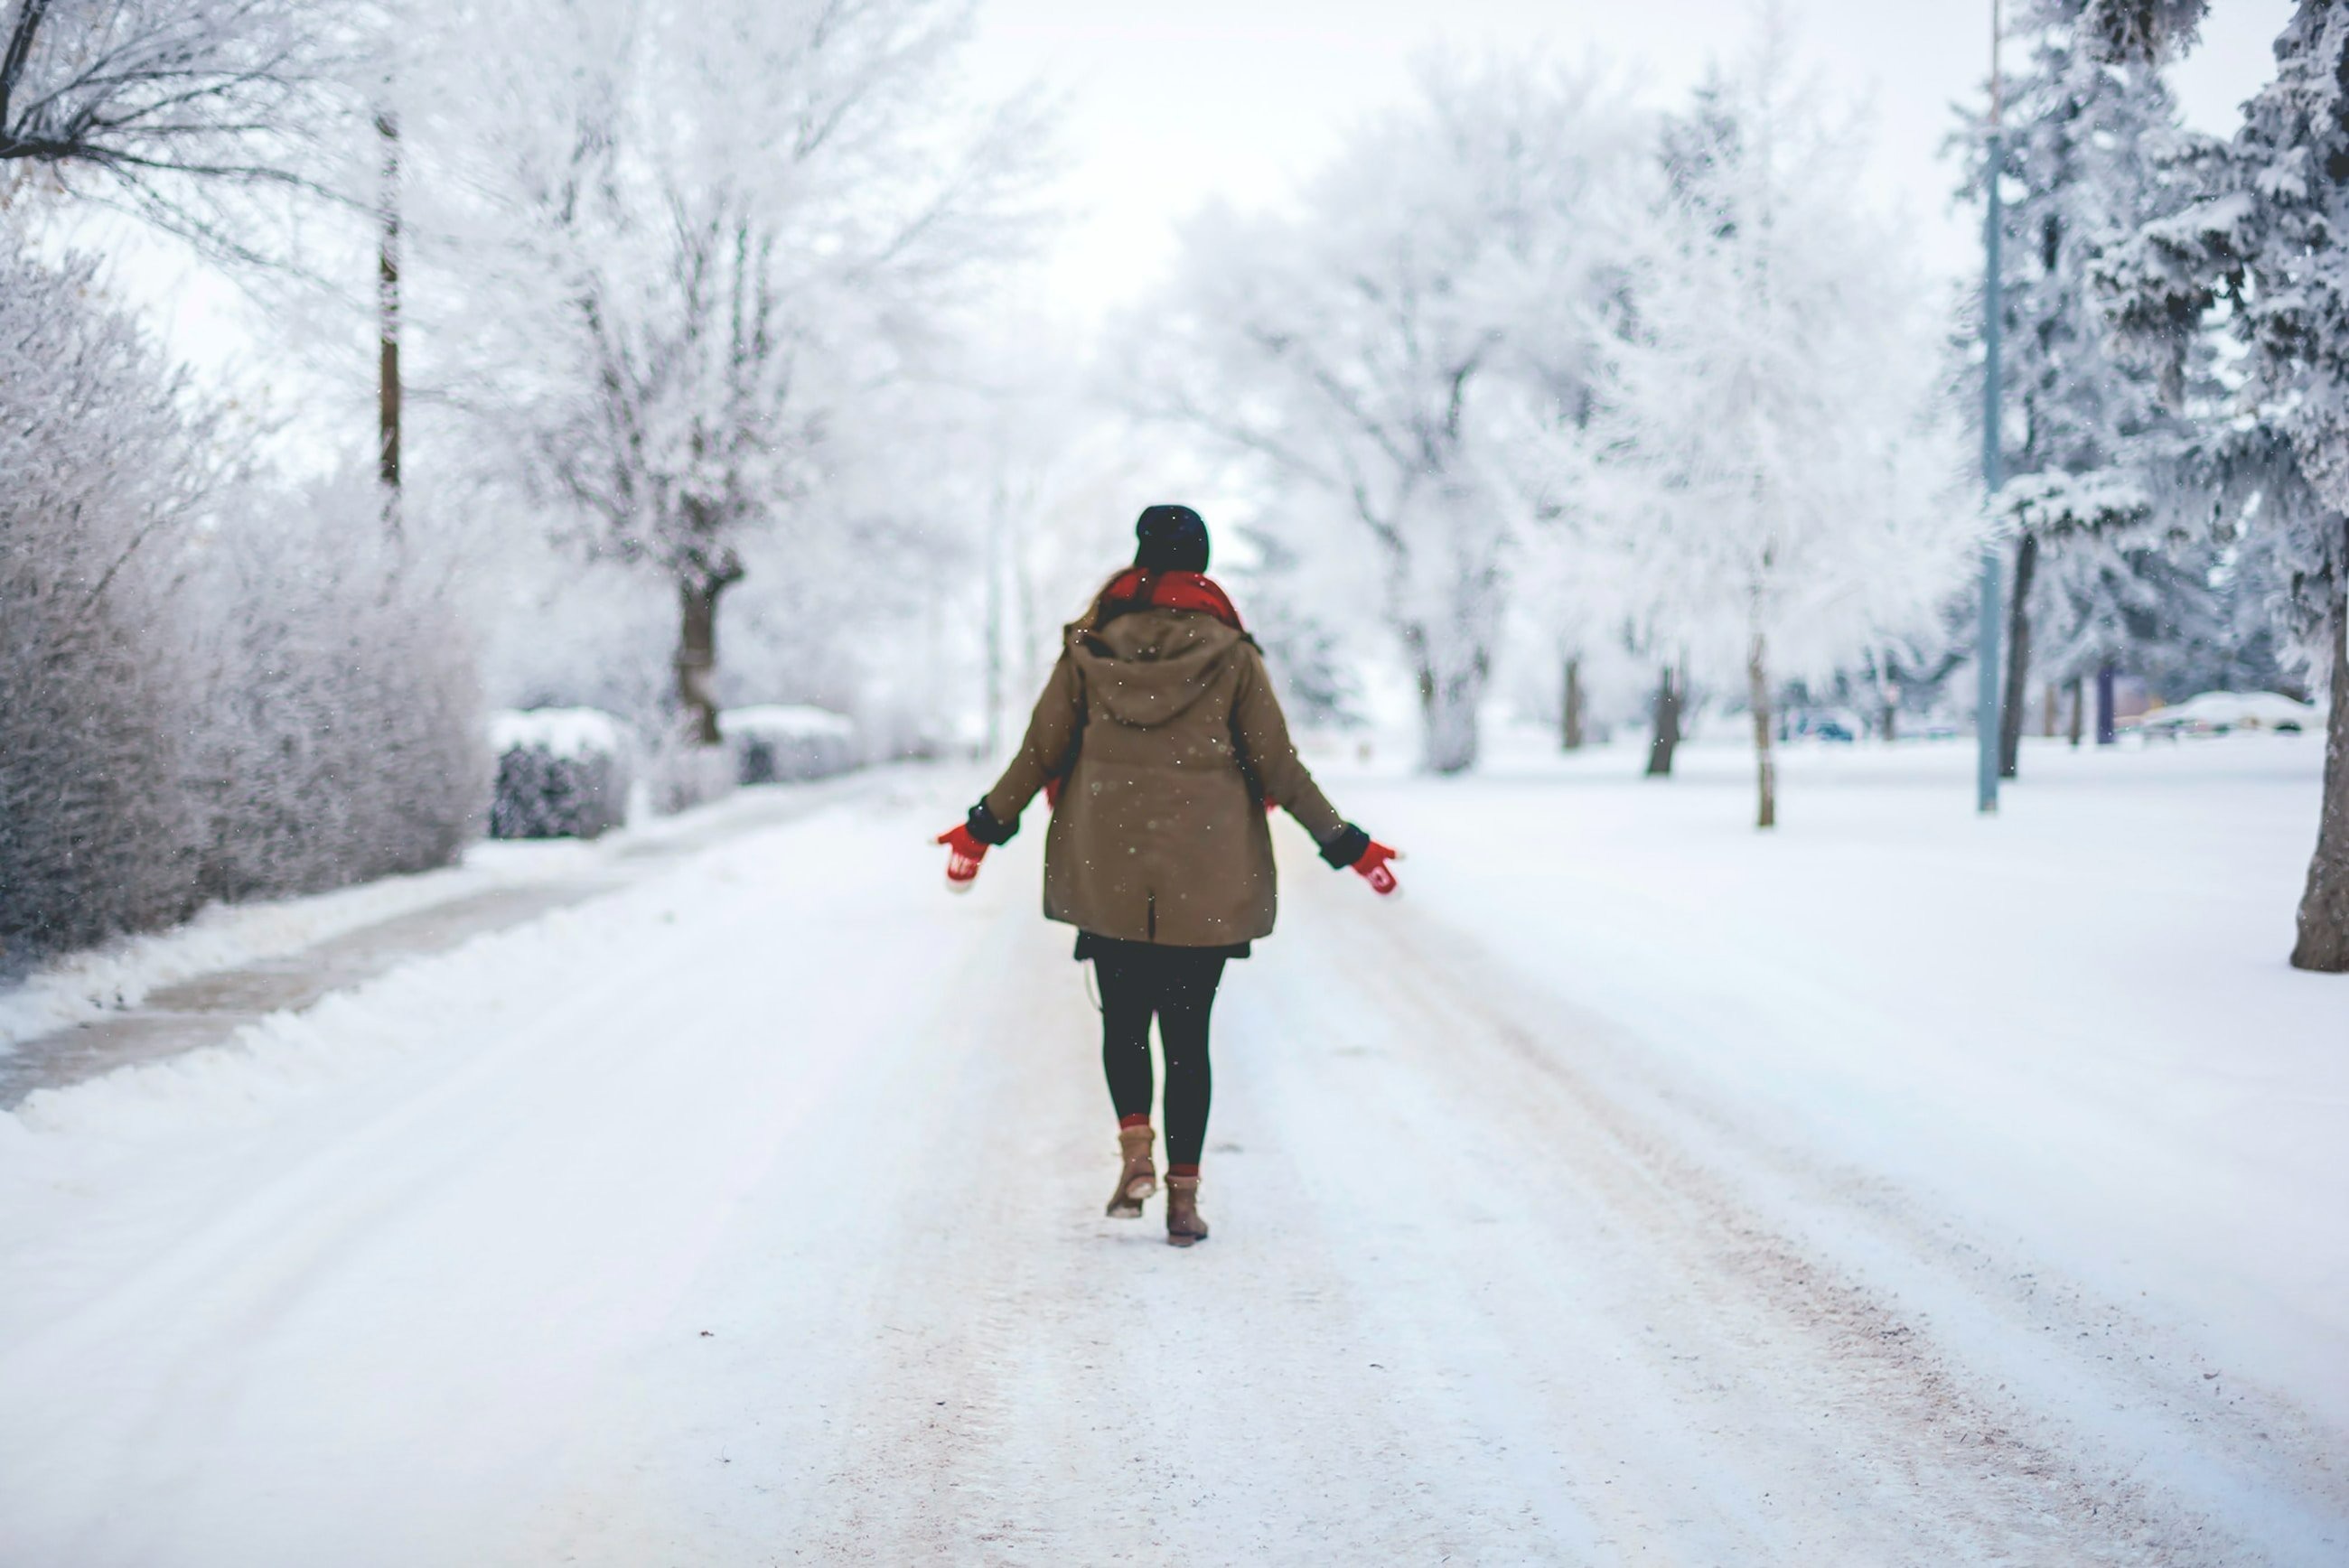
[
  {"xmin": 1230, "ymin": 644, "xmax": 1374, "ymax": 868},
  {"xmin": 967, "ymin": 651, "xmax": 1084, "ymax": 845}
]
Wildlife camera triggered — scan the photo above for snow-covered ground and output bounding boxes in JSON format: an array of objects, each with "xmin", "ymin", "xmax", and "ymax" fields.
[{"xmin": 0, "ymin": 739, "xmax": 2339, "ymax": 1563}]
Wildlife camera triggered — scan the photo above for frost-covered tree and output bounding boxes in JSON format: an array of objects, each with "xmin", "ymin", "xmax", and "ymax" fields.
[
  {"xmin": 1957, "ymin": 0, "xmax": 2213, "ymax": 778},
  {"xmin": 435, "ymin": 0, "xmax": 1034, "ymax": 749},
  {"xmin": 1129, "ymin": 56, "xmax": 1646, "ymax": 772},
  {"xmin": 0, "ymin": 0, "xmax": 358, "ymax": 257},
  {"xmin": 2101, "ymin": 1, "xmax": 2349, "ymax": 970},
  {"xmin": 1579, "ymin": 31, "xmax": 1975, "ymax": 828}
]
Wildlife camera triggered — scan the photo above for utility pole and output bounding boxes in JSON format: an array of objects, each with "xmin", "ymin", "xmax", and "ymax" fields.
[
  {"xmin": 377, "ymin": 107, "xmax": 402, "ymax": 537},
  {"xmin": 1976, "ymin": 0, "xmax": 2005, "ymax": 815}
]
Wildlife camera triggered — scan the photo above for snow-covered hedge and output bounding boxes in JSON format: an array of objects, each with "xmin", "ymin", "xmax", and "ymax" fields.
[
  {"xmin": 489, "ymin": 709, "xmax": 632, "ymax": 839},
  {"xmin": 725, "ymin": 705, "xmax": 859, "ymax": 784},
  {"xmin": 0, "ymin": 247, "xmax": 207, "ymax": 960},
  {"xmin": 0, "ymin": 241, "xmax": 487, "ymax": 966},
  {"xmin": 189, "ymin": 479, "xmax": 490, "ymax": 901}
]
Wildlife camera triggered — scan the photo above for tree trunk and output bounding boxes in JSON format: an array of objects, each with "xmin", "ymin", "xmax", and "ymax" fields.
[
  {"xmin": 2067, "ymin": 676, "xmax": 2084, "ymax": 748},
  {"xmin": 2095, "ymin": 664, "xmax": 2118, "ymax": 745},
  {"xmin": 1880, "ymin": 696, "xmax": 1898, "ymax": 742},
  {"xmin": 2042, "ymin": 682, "xmax": 2058, "ymax": 738},
  {"xmin": 376, "ymin": 109, "xmax": 402, "ymax": 535},
  {"xmin": 1561, "ymin": 657, "xmax": 1585, "ymax": 751},
  {"xmin": 1645, "ymin": 666, "xmax": 1681, "ymax": 778},
  {"xmin": 1416, "ymin": 648, "xmax": 1487, "ymax": 774},
  {"xmin": 676, "ymin": 569, "xmax": 740, "ymax": 747},
  {"xmin": 1748, "ymin": 634, "xmax": 1776, "ymax": 829},
  {"xmin": 2291, "ymin": 593, "xmax": 2349, "ymax": 972},
  {"xmin": 1998, "ymin": 533, "xmax": 2037, "ymax": 779}
]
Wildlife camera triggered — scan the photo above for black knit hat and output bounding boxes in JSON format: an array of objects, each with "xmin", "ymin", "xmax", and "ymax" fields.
[{"xmin": 1134, "ymin": 504, "xmax": 1210, "ymax": 573}]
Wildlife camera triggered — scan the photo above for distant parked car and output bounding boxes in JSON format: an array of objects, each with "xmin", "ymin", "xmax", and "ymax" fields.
[
  {"xmin": 1782, "ymin": 708, "xmax": 1859, "ymax": 743},
  {"xmin": 2138, "ymin": 691, "xmax": 2319, "ymax": 738},
  {"xmin": 725, "ymin": 705, "xmax": 859, "ymax": 784}
]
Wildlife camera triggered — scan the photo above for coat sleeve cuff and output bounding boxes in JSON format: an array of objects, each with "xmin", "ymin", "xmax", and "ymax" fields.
[
  {"xmin": 968, "ymin": 799, "xmax": 1018, "ymax": 845},
  {"xmin": 1318, "ymin": 823, "xmax": 1370, "ymax": 869}
]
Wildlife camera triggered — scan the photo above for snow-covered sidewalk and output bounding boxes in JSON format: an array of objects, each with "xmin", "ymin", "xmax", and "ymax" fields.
[
  {"xmin": 0, "ymin": 744, "xmax": 2339, "ymax": 1564},
  {"xmin": 0, "ymin": 776, "xmax": 870, "ymax": 1104}
]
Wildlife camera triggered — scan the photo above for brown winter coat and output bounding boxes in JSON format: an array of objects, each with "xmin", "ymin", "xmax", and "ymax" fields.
[{"xmin": 980, "ymin": 607, "xmax": 1351, "ymax": 947}]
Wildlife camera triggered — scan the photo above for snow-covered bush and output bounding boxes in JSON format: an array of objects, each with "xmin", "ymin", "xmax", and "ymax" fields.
[
  {"xmin": 488, "ymin": 709, "xmax": 632, "ymax": 839},
  {"xmin": 0, "ymin": 234, "xmax": 487, "ymax": 964},
  {"xmin": 725, "ymin": 705, "xmax": 858, "ymax": 785},
  {"xmin": 184, "ymin": 476, "xmax": 490, "ymax": 899},
  {"xmin": 0, "ymin": 246, "xmax": 209, "ymax": 963}
]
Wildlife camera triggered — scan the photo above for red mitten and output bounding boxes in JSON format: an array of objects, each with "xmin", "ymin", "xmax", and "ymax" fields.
[
  {"xmin": 1352, "ymin": 840, "xmax": 1402, "ymax": 896},
  {"xmin": 936, "ymin": 824, "xmax": 987, "ymax": 891}
]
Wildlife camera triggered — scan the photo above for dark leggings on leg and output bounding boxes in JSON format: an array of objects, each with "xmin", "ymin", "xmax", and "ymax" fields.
[{"xmin": 1092, "ymin": 942, "xmax": 1229, "ymax": 1171}]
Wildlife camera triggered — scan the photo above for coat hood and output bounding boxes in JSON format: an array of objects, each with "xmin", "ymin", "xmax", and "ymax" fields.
[{"xmin": 1067, "ymin": 608, "xmax": 1244, "ymax": 729}]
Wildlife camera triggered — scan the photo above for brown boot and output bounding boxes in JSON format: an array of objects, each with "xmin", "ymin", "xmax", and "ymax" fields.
[
  {"xmin": 1165, "ymin": 1173, "xmax": 1209, "ymax": 1247},
  {"xmin": 1106, "ymin": 1125, "xmax": 1156, "ymax": 1218}
]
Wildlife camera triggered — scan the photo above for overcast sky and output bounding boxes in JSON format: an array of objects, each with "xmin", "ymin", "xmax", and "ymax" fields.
[{"xmin": 963, "ymin": 0, "xmax": 2297, "ymax": 318}]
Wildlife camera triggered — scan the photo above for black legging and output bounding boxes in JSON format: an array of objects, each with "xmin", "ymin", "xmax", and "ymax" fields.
[{"xmin": 1092, "ymin": 942, "xmax": 1229, "ymax": 1170}]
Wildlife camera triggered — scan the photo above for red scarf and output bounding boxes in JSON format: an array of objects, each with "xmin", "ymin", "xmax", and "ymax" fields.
[{"xmin": 1099, "ymin": 569, "xmax": 1245, "ymax": 631}]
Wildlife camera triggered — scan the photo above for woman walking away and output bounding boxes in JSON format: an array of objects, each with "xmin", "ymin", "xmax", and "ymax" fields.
[{"xmin": 936, "ymin": 504, "xmax": 1399, "ymax": 1247}]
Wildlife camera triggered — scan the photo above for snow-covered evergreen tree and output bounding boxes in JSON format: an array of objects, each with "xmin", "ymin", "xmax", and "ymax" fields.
[
  {"xmin": 1956, "ymin": 0, "xmax": 2216, "ymax": 777},
  {"xmin": 2101, "ymin": 1, "xmax": 2349, "ymax": 970},
  {"xmin": 2077, "ymin": 0, "xmax": 2207, "ymax": 62}
]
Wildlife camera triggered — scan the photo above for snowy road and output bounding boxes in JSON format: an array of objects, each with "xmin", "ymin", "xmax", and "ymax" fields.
[{"xmin": 1, "ymin": 763, "xmax": 2342, "ymax": 1564}]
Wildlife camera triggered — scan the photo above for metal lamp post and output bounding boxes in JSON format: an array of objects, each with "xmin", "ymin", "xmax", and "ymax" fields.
[{"xmin": 1976, "ymin": 0, "xmax": 2006, "ymax": 815}]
